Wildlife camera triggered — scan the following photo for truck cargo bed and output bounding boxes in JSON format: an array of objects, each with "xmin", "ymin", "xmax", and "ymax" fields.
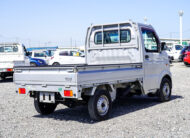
[{"xmin": 14, "ymin": 63, "xmax": 143, "ymax": 87}]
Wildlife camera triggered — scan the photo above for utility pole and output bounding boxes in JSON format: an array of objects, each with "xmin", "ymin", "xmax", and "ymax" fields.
[
  {"xmin": 179, "ymin": 10, "xmax": 184, "ymax": 45},
  {"xmin": 70, "ymin": 38, "xmax": 72, "ymax": 47}
]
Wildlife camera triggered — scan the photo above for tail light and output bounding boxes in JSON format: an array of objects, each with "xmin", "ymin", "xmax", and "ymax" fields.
[
  {"xmin": 64, "ymin": 90, "xmax": 73, "ymax": 97},
  {"xmin": 18, "ymin": 88, "xmax": 26, "ymax": 94},
  {"xmin": 7, "ymin": 68, "xmax": 13, "ymax": 72}
]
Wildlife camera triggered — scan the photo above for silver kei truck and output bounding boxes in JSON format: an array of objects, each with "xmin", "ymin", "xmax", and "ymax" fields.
[{"xmin": 14, "ymin": 21, "xmax": 172, "ymax": 121}]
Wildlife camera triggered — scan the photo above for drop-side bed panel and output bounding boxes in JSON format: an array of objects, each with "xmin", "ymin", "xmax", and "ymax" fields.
[{"xmin": 77, "ymin": 64, "xmax": 143, "ymax": 86}]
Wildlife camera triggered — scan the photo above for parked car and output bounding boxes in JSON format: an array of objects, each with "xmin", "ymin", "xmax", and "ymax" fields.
[
  {"xmin": 0, "ymin": 43, "xmax": 30, "ymax": 80},
  {"xmin": 29, "ymin": 57, "xmax": 47, "ymax": 66},
  {"xmin": 166, "ymin": 45, "xmax": 183, "ymax": 61},
  {"xmin": 183, "ymin": 51, "xmax": 190, "ymax": 66},
  {"xmin": 49, "ymin": 49, "xmax": 85, "ymax": 66},
  {"xmin": 178, "ymin": 46, "xmax": 190, "ymax": 61},
  {"xmin": 14, "ymin": 21, "xmax": 172, "ymax": 121},
  {"xmin": 29, "ymin": 50, "xmax": 51, "ymax": 65},
  {"xmin": 161, "ymin": 44, "xmax": 172, "ymax": 64}
]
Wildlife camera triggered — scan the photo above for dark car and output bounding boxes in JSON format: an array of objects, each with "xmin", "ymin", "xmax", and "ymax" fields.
[
  {"xmin": 29, "ymin": 57, "xmax": 47, "ymax": 66},
  {"xmin": 179, "ymin": 46, "xmax": 190, "ymax": 61}
]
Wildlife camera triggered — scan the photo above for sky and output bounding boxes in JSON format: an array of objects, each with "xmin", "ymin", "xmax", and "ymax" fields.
[{"xmin": 0, "ymin": 0, "xmax": 189, "ymax": 47}]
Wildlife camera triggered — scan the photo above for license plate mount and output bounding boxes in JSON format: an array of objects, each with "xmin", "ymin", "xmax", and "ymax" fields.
[{"xmin": 39, "ymin": 92, "xmax": 55, "ymax": 103}]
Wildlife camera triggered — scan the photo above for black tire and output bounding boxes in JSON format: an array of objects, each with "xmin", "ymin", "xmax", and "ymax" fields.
[
  {"xmin": 158, "ymin": 78, "xmax": 172, "ymax": 102},
  {"xmin": 184, "ymin": 62, "xmax": 189, "ymax": 66},
  {"xmin": 34, "ymin": 98, "xmax": 57, "ymax": 115},
  {"xmin": 30, "ymin": 62, "xmax": 37, "ymax": 66},
  {"xmin": 0, "ymin": 73, "xmax": 6, "ymax": 80},
  {"xmin": 88, "ymin": 90, "xmax": 112, "ymax": 121},
  {"xmin": 52, "ymin": 62, "xmax": 60, "ymax": 66}
]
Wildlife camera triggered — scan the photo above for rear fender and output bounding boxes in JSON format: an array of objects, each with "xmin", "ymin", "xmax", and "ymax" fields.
[{"xmin": 83, "ymin": 84, "xmax": 116, "ymax": 101}]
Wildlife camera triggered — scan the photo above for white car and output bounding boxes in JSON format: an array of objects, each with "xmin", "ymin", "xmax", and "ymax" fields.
[
  {"xmin": 49, "ymin": 49, "xmax": 85, "ymax": 66},
  {"xmin": 166, "ymin": 45, "xmax": 183, "ymax": 61}
]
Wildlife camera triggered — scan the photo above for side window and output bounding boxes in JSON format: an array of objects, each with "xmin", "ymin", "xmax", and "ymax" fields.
[
  {"xmin": 59, "ymin": 51, "xmax": 69, "ymax": 56},
  {"xmin": 0, "ymin": 46, "xmax": 4, "ymax": 52},
  {"xmin": 175, "ymin": 45, "xmax": 183, "ymax": 50},
  {"xmin": 94, "ymin": 32, "xmax": 102, "ymax": 44},
  {"xmin": 120, "ymin": 30, "xmax": 131, "ymax": 43},
  {"xmin": 142, "ymin": 29, "xmax": 159, "ymax": 52},
  {"xmin": 34, "ymin": 52, "xmax": 45, "ymax": 57}
]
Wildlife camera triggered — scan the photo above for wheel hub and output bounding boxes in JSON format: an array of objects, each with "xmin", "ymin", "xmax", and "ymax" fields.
[
  {"xmin": 97, "ymin": 95, "xmax": 109, "ymax": 116},
  {"xmin": 162, "ymin": 82, "xmax": 170, "ymax": 97}
]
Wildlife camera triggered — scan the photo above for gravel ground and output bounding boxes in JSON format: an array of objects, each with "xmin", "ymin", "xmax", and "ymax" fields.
[{"xmin": 0, "ymin": 62, "xmax": 190, "ymax": 138}]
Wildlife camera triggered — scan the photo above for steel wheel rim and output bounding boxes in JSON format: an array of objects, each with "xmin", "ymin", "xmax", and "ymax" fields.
[
  {"xmin": 162, "ymin": 82, "xmax": 170, "ymax": 97},
  {"xmin": 97, "ymin": 95, "xmax": 109, "ymax": 116}
]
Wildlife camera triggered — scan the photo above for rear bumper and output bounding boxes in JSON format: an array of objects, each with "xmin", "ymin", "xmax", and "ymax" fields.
[
  {"xmin": 0, "ymin": 71, "xmax": 14, "ymax": 77},
  {"xmin": 15, "ymin": 84, "xmax": 80, "ymax": 99}
]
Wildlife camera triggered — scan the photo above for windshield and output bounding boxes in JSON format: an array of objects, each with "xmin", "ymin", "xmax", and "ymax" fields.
[
  {"xmin": 175, "ymin": 45, "xmax": 183, "ymax": 50},
  {"xmin": 34, "ymin": 52, "xmax": 46, "ymax": 57},
  {"xmin": 0, "ymin": 45, "xmax": 18, "ymax": 53}
]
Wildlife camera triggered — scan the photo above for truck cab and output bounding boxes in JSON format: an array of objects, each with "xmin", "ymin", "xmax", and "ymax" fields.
[{"xmin": 86, "ymin": 22, "xmax": 171, "ymax": 93}]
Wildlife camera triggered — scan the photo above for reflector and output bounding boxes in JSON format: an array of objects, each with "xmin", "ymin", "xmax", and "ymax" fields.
[
  {"xmin": 64, "ymin": 90, "xmax": 73, "ymax": 97},
  {"xmin": 7, "ymin": 68, "xmax": 13, "ymax": 72},
  {"xmin": 19, "ymin": 88, "xmax": 26, "ymax": 94}
]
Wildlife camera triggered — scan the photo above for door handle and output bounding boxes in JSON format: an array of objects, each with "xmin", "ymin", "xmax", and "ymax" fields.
[{"xmin": 145, "ymin": 55, "xmax": 149, "ymax": 59}]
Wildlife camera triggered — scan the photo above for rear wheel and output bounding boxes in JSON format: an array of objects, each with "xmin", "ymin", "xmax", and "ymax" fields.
[
  {"xmin": 158, "ymin": 78, "xmax": 172, "ymax": 102},
  {"xmin": 0, "ymin": 73, "xmax": 6, "ymax": 80},
  {"xmin": 184, "ymin": 62, "xmax": 189, "ymax": 66},
  {"xmin": 34, "ymin": 98, "xmax": 57, "ymax": 115},
  {"xmin": 52, "ymin": 62, "xmax": 60, "ymax": 66},
  {"xmin": 88, "ymin": 90, "xmax": 112, "ymax": 121}
]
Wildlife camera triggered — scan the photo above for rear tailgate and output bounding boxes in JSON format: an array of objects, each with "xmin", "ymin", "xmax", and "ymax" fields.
[
  {"xmin": 0, "ymin": 61, "xmax": 14, "ymax": 70},
  {"xmin": 14, "ymin": 66, "xmax": 80, "ymax": 98},
  {"xmin": 0, "ymin": 53, "xmax": 25, "ymax": 70},
  {"xmin": 14, "ymin": 66, "xmax": 77, "ymax": 85}
]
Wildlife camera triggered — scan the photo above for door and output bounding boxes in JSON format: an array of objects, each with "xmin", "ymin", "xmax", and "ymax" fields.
[{"xmin": 141, "ymin": 28, "xmax": 165, "ymax": 93}]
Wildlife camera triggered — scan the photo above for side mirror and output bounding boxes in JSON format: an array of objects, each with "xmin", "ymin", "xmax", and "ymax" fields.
[
  {"xmin": 161, "ymin": 42, "xmax": 166, "ymax": 51},
  {"xmin": 26, "ymin": 52, "xmax": 30, "ymax": 56}
]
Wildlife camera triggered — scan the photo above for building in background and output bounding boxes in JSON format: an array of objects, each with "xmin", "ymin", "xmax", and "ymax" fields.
[{"xmin": 160, "ymin": 38, "xmax": 190, "ymax": 47}]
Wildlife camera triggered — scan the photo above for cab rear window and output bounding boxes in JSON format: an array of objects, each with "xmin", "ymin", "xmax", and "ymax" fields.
[
  {"xmin": 94, "ymin": 29, "xmax": 131, "ymax": 45},
  {"xmin": 0, "ymin": 46, "xmax": 18, "ymax": 53}
]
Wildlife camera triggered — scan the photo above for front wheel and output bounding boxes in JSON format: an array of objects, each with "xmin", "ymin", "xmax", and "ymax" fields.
[
  {"xmin": 34, "ymin": 98, "xmax": 57, "ymax": 115},
  {"xmin": 30, "ymin": 62, "xmax": 37, "ymax": 66},
  {"xmin": 88, "ymin": 90, "xmax": 112, "ymax": 121},
  {"xmin": 158, "ymin": 78, "xmax": 172, "ymax": 102},
  {"xmin": 52, "ymin": 62, "xmax": 60, "ymax": 66}
]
